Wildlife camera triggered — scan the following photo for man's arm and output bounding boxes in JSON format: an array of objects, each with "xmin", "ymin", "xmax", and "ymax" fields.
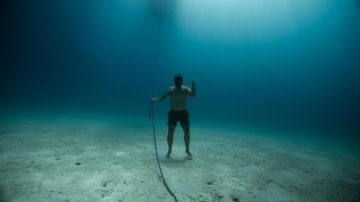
[
  {"xmin": 190, "ymin": 80, "xmax": 196, "ymax": 97},
  {"xmin": 151, "ymin": 94, "xmax": 166, "ymax": 102}
]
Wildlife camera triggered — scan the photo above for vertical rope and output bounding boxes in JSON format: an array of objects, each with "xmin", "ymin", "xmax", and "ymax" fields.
[
  {"xmin": 149, "ymin": 22, "xmax": 178, "ymax": 202},
  {"xmin": 151, "ymin": 22, "xmax": 161, "ymax": 97}
]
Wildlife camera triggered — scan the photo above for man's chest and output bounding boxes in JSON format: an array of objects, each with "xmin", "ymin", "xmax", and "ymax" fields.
[{"xmin": 169, "ymin": 90, "xmax": 187, "ymax": 100}]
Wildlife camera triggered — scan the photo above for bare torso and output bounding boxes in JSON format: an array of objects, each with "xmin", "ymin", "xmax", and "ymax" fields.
[{"xmin": 166, "ymin": 86, "xmax": 191, "ymax": 111}]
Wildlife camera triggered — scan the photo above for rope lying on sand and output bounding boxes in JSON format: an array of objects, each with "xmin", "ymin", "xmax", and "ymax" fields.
[{"xmin": 149, "ymin": 102, "xmax": 178, "ymax": 202}]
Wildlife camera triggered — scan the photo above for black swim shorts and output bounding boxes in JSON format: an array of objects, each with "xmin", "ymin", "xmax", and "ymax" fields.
[{"xmin": 167, "ymin": 110, "xmax": 190, "ymax": 127}]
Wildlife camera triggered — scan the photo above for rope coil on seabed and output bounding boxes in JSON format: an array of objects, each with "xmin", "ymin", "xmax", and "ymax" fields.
[{"xmin": 149, "ymin": 21, "xmax": 179, "ymax": 202}]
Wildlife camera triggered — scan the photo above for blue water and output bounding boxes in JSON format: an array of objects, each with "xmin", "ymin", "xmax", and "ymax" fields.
[{"xmin": 1, "ymin": 0, "xmax": 359, "ymax": 143}]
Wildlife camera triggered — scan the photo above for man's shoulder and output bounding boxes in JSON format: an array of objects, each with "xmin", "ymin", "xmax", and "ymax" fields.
[
  {"xmin": 166, "ymin": 86, "xmax": 176, "ymax": 93},
  {"xmin": 182, "ymin": 86, "xmax": 191, "ymax": 92},
  {"xmin": 167, "ymin": 86, "xmax": 190, "ymax": 93}
]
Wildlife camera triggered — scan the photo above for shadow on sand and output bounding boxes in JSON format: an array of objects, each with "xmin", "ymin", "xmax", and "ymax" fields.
[
  {"xmin": 160, "ymin": 157, "xmax": 191, "ymax": 167},
  {"xmin": 0, "ymin": 186, "xmax": 5, "ymax": 202}
]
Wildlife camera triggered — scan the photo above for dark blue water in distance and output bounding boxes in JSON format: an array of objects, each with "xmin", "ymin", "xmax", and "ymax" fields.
[{"xmin": 1, "ymin": 0, "xmax": 359, "ymax": 144}]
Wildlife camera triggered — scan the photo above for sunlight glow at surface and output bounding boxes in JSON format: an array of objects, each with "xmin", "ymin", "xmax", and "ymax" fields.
[{"xmin": 175, "ymin": 0, "xmax": 335, "ymax": 42}]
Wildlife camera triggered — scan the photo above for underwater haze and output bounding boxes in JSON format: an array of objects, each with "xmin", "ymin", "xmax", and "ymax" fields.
[
  {"xmin": 1, "ymin": 1, "xmax": 360, "ymax": 202},
  {"xmin": 1, "ymin": 0, "xmax": 360, "ymax": 137}
]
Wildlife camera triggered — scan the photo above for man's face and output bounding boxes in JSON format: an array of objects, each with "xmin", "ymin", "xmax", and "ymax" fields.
[{"xmin": 175, "ymin": 77, "xmax": 183, "ymax": 88}]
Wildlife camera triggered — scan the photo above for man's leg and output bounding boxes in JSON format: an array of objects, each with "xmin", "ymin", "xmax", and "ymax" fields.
[
  {"xmin": 167, "ymin": 125, "xmax": 175, "ymax": 158},
  {"xmin": 183, "ymin": 125, "xmax": 191, "ymax": 156}
]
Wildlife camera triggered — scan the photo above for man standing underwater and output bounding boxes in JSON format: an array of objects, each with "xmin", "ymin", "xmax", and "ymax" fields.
[{"xmin": 151, "ymin": 73, "xmax": 196, "ymax": 159}]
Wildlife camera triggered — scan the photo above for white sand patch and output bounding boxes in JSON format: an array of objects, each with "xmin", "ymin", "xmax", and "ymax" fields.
[{"xmin": 113, "ymin": 151, "xmax": 127, "ymax": 157}]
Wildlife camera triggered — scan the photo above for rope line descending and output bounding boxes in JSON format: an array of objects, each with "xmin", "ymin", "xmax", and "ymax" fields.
[
  {"xmin": 149, "ymin": 102, "xmax": 178, "ymax": 202},
  {"xmin": 151, "ymin": 22, "xmax": 161, "ymax": 97},
  {"xmin": 149, "ymin": 22, "xmax": 178, "ymax": 202}
]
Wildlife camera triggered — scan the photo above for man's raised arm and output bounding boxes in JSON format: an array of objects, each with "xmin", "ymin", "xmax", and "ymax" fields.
[{"xmin": 190, "ymin": 80, "xmax": 196, "ymax": 97}]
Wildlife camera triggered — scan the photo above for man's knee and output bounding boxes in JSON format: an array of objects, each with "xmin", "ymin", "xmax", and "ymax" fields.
[
  {"xmin": 182, "ymin": 125, "xmax": 190, "ymax": 133},
  {"xmin": 168, "ymin": 126, "xmax": 176, "ymax": 133}
]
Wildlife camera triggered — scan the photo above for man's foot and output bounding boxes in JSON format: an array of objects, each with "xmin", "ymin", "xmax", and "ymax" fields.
[
  {"xmin": 166, "ymin": 152, "xmax": 171, "ymax": 159},
  {"xmin": 185, "ymin": 151, "xmax": 192, "ymax": 159}
]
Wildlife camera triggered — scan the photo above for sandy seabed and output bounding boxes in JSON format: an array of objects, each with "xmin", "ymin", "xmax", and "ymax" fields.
[{"xmin": 0, "ymin": 117, "xmax": 359, "ymax": 202}]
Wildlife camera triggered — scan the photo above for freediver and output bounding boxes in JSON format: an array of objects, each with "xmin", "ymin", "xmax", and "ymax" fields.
[{"xmin": 151, "ymin": 73, "xmax": 196, "ymax": 159}]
